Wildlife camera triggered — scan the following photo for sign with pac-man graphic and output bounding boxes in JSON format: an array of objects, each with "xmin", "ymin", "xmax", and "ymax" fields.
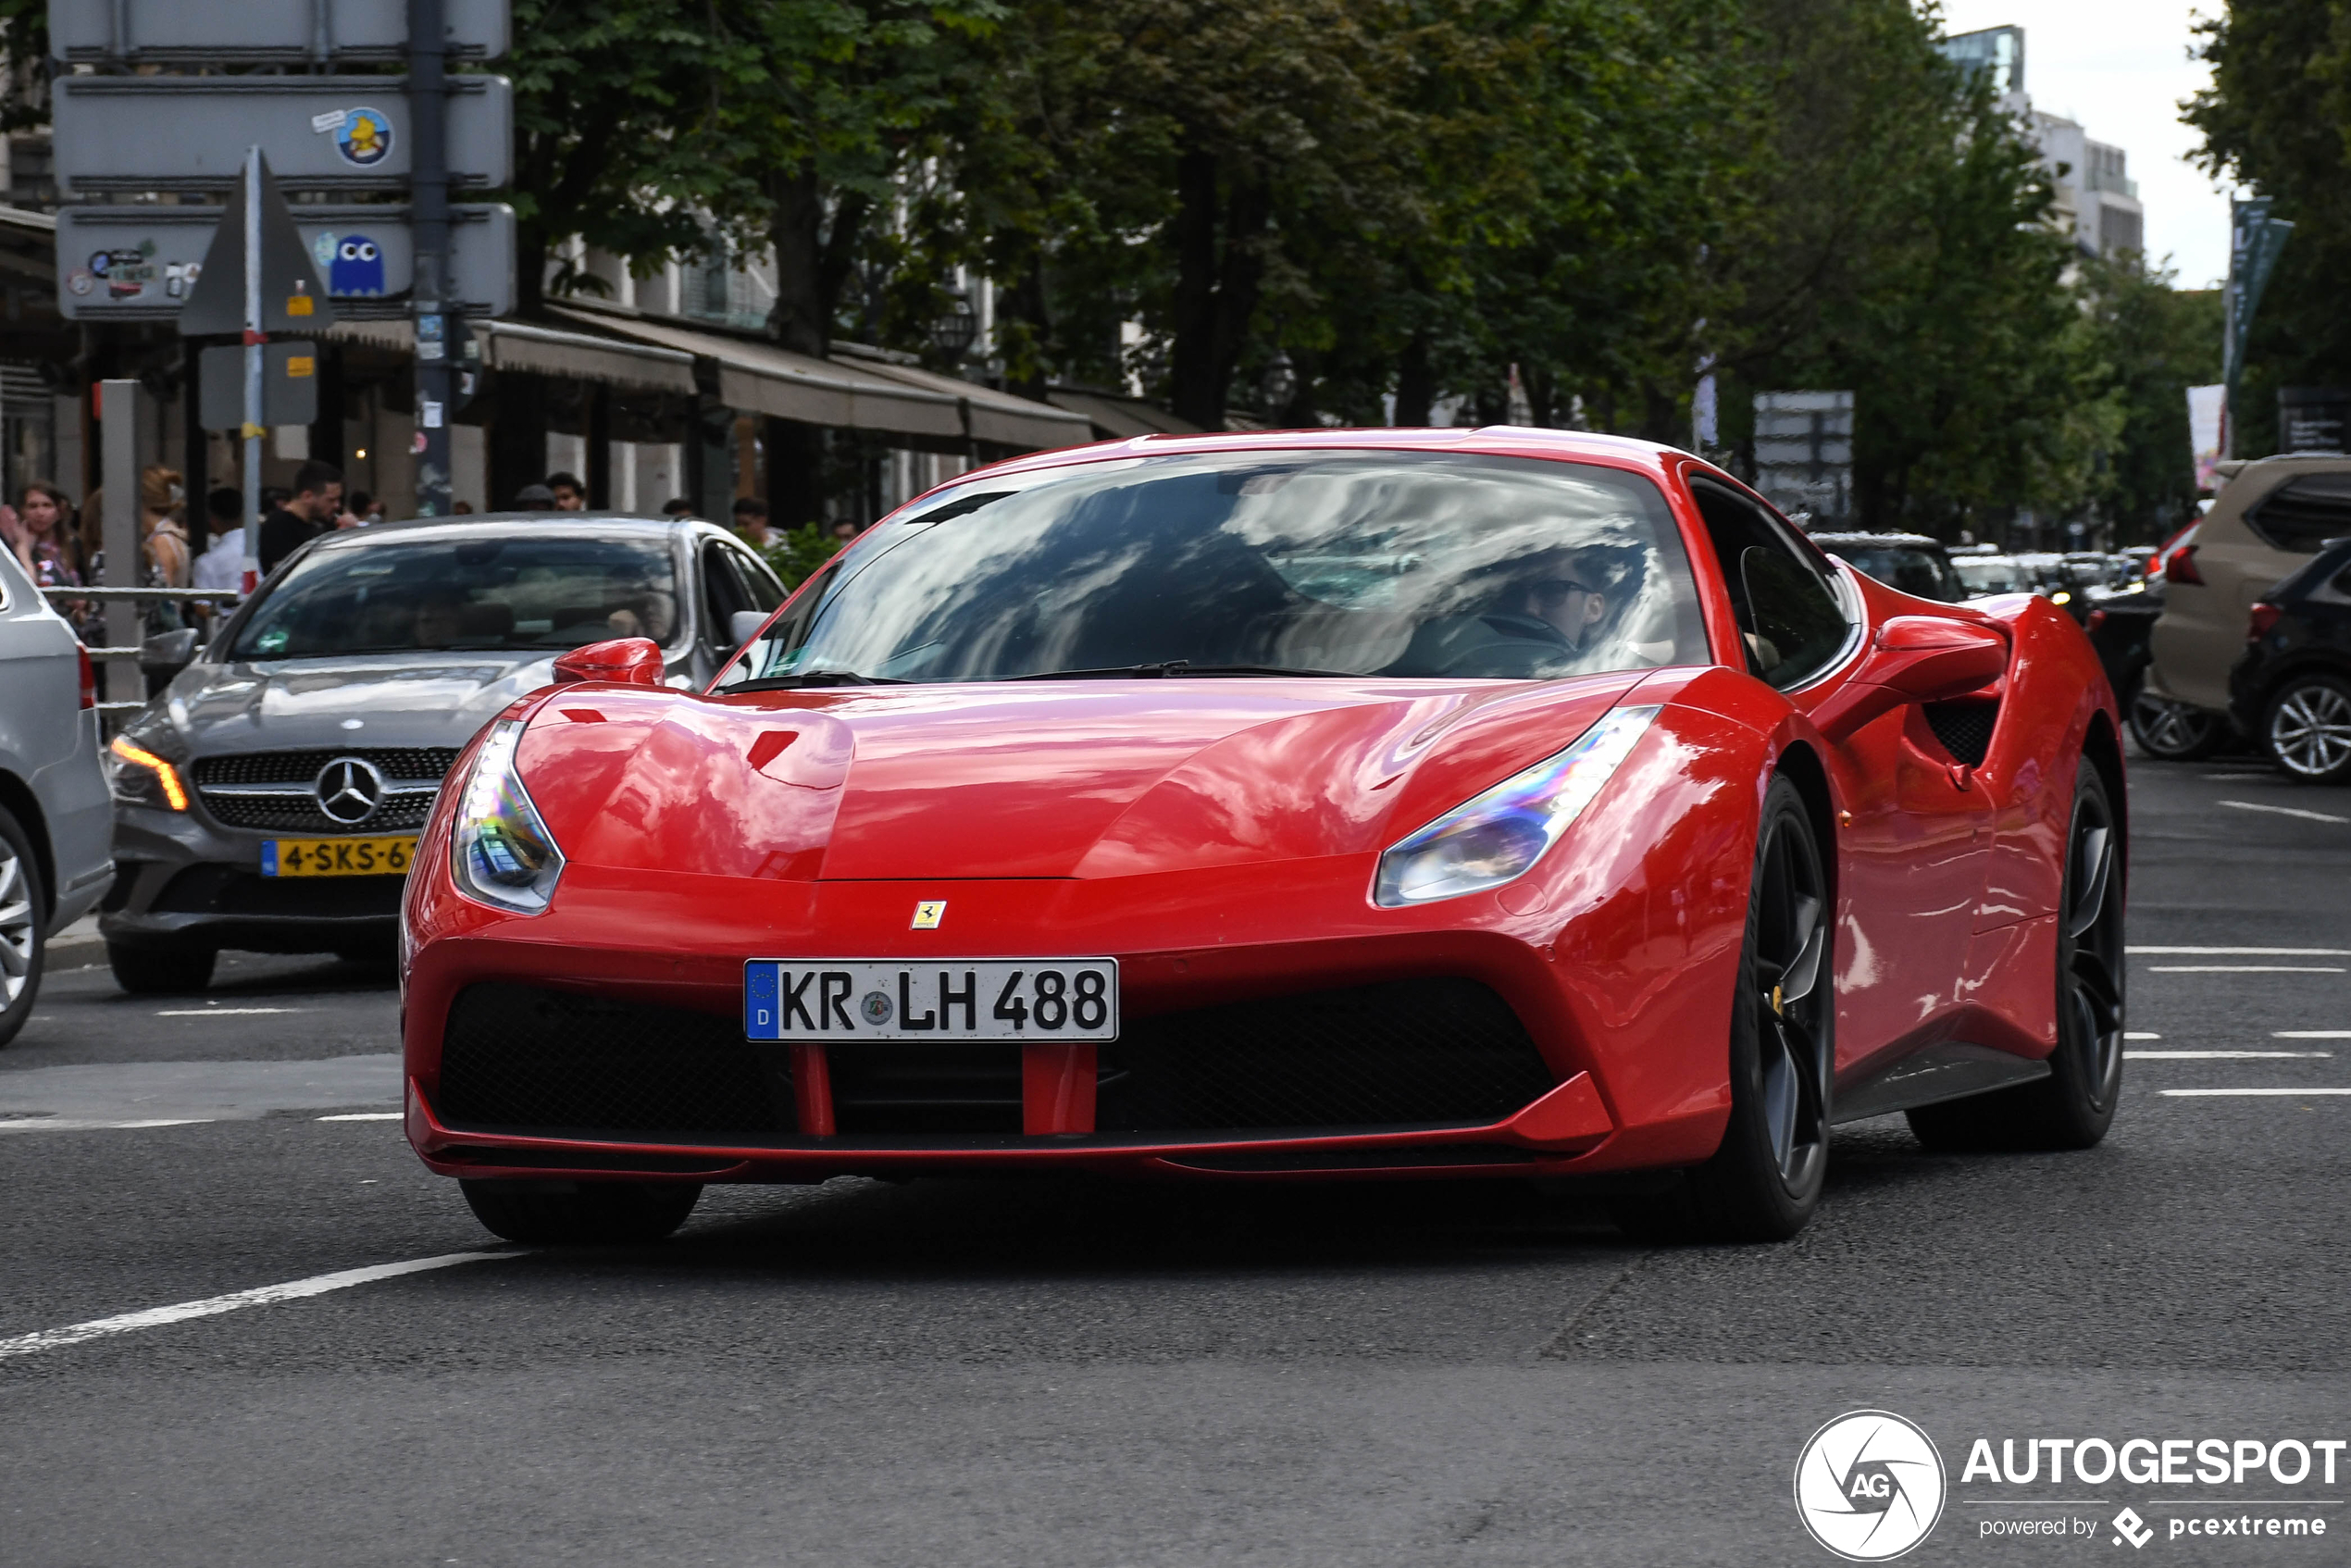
[{"xmin": 56, "ymin": 204, "xmax": 515, "ymax": 321}]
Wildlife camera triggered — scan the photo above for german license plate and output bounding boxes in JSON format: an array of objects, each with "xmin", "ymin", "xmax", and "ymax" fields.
[
  {"xmin": 262, "ymin": 837, "xmax": 418, "ymax": 877},
  {"xmin": 744, "ymin": 959, "xmax": 1119, "ymax": 1042}
]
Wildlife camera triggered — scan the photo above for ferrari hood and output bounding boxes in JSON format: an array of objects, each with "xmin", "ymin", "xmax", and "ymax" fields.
[{"xmin": 519, "ymin": 674, "xmax": 1655, "ymax": 883}]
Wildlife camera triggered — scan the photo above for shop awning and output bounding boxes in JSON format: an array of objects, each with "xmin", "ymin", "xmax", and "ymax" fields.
[
  {"xmin": 552, "ymin": 304, "xmax": 1095, "ymax": 451},
  {"xmin": 1047, "ymin": 386, "xmax": 1201, "ymax": 441},
  {"xmin": 322, "ymin": 316, "xmax": 698, "ymax": 395}
]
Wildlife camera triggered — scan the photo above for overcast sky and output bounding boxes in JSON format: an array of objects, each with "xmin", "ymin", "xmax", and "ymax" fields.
[{"xmin": 1937, "ymin": 2, "xmax": 2231, "ymax": 289}]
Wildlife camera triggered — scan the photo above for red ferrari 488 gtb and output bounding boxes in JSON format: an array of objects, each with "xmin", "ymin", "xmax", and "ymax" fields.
[{"xmin": 401, "ymin": 429, "xmax": 2124, "ymax": 1243}]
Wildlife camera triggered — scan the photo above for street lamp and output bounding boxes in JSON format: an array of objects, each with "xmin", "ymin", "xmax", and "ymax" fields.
[
  {"xmin": 1261, "ymin": 351, "xmax": 1298, "ymax": 414},
  {"xmin": 929, "ymin": 290, "xmax": 979, "ymax": 363}
]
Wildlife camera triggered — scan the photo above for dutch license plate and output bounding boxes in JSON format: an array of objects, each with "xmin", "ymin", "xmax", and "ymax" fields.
[
  {"xmin": 262, "ymin": 837, "xmax": 418, "ymax": 877},
  {"xmin": 744, "ymin": 959, "xmax": 1119, "ymax": 1043}
]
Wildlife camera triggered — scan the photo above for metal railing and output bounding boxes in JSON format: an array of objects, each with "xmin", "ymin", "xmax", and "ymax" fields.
[{"xmin": 41, "ymin": 584, "xmax": 243, "ymax": 720}]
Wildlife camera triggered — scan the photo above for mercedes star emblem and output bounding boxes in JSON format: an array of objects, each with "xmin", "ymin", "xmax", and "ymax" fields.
[{"xmin": 313, "ymin": 756, "xmax": 388, "ymax": 826}]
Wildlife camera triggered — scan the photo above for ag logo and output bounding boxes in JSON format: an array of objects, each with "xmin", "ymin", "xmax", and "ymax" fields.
[{"xmin": 1793, "ymin": 1410, "xmax": 1946, "ymax": 1561}]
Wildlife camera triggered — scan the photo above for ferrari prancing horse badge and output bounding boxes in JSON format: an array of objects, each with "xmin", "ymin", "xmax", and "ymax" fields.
[{"xmin": 911, "ymin": 900, "xmax": 947, "ymax": 930}]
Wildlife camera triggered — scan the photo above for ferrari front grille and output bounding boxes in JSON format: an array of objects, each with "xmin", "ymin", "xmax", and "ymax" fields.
[
  {"xmin": 438, "ymin": 983, "xmax": 790, "ymax": 1137},
  {"xmin": 1097, "ymin": 978, "xmax": 1556, "ymax": 1133}
]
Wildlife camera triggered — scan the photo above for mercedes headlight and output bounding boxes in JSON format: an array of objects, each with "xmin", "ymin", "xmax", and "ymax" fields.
[
  {"xmin": 1374, "ymin": 706, "xmax": 1658, "ymax": 907},
  {"xmin": 106, "ymin": 733, "xmax": 189, "ymax": 812},
  {"xmin": 451, "ymin": 716, "xmax": 565, "ymax": 915}
]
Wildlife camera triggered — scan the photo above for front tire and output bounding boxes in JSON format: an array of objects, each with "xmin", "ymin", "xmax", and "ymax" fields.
[
  {"xmin": 1611, "ymin": 778, "xmax": 1831, "ymax": 1242},
  {"xmin": 460, "ymin": 1179, "xmax": 703, "ymax": 1244},
  {"xmin": 2263, "ymin": 674, "xmax": 2351, "ymax": 784},
  {"xmin": 0, "ymin": 804, "xmax": 48, "ymax": 1049},
  {"xmin": 1908, "ymin": 760, "xmax": 2123, "ymax": 1151},
  {"xmin": 106, "ymin": 940, "xmax": 217, "ymax": 995},
  {"xmin": 2127, "ymin": 690, "xmax": 2225, "ymax": 761}
]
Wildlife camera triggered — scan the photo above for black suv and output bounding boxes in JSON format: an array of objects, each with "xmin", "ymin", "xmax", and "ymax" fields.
[{"xmin": 2230, "ymin": 535, "xmax": 2351, "ymax": 784}]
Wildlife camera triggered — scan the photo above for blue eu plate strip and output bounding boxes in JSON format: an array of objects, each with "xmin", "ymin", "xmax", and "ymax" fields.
[
  {"xmin": 743, "ymin": 961, "xmax": 779, "ymax": 1040},
  {"xmin": 261, "ymin": 840, "xmax": 280, "ymax": 877}
]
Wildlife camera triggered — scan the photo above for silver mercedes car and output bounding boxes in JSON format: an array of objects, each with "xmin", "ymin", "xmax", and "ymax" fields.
[
  {"xmin": 100, "ymin": 513, "xmax": 789, "ymax": 992},
  {"xmin": 0, "ymin": 541, "xmax": 113, "ymax": 1043}
]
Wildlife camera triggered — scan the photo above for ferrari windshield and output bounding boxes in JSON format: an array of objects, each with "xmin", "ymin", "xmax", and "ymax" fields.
[
  {"xmin": 230, "ymin": 533, "xmax": 680, "ymax": 659},
  {"xmin": 719, "ymin": 451, "xmax": 1707, "ymax": 686}
]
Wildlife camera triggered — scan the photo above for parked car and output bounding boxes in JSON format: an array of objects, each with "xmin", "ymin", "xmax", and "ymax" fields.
[
  {"xmin": 99, "ymin": 514, "xmax": 790, "ymax": 992},
  {"xmin": 2230, "ymin": 535, "xmax": 2351, "ymax": 784},
  {"xmin": 2142, "ymin": 454, "xmax": 2351, "ymax": 758},
  {"xmin": 1951, "ymin": 555, "xmax": 2033, "ymax": 597},
  {"xmin": 0, "ymin": 542, "xmax": 115, "ymax": 1045},
  {"xmin": 1806, "ymin": 531, "xmax": 1965, "ymax": 602}
]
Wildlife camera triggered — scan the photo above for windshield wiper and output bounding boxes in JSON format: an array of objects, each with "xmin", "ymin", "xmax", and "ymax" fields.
[
  {"xmin": 1010, "ymin": 660, "xmax": 1349, "ymax": 680},
  {"xmin": 735, "ymin": 668, "xmax": 910, "ymax": 690}
]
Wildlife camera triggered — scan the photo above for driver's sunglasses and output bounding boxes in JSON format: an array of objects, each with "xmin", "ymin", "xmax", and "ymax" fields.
[{"xmin": 1530, "ymin": 579, "xmax": 1598, "ymax": 602}]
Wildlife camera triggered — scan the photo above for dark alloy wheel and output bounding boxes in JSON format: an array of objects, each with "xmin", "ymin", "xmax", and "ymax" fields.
[
  {"xmin": 1909, "ymin": 761, "xmax": 2123, "ymax": 1151},
  {"xmin": 460, "ymin": 1179, "xmax": 703, "ymax": 1244},
  {"xmin": 2127, "ymin": 690, "xmax": 2225, "ymax": 761},
  {"xmin": 1611, "ymin": 777, "xmax": 1831, "ymax": 1242},
  {"xmin": 106, "ymin": 940, "xmax": 218, "ymax": 996},
  {"xmin": 0, "ymin": 803, "xmax": 48, "ymax": 1050},
  {"xmin": 2264, "ymin": 674, "xmax": 2351, "ymax": 784}
]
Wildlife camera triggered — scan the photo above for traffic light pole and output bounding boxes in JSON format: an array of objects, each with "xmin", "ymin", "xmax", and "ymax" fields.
[
  {"xmin": 240, "ymin": 145, "xmax": 264, "ymax": 590},
  {"xmin": 408, "ymin": 0, "xmax": 454, "ymax": 516}
]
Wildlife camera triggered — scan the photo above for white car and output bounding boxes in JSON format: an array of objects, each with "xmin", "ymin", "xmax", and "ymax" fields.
[{"xmin": 0, "ymin": 543, "xmax": 115, "ymax": 1045}]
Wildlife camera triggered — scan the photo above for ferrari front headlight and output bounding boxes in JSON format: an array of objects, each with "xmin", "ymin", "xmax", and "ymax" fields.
[
  {"xmin": 451, "ymin": 716, "xmax": 565, "ymax": 915},
  {"xmin": 1374, "ymin": 706, "xmax": 1658, "ymax": 907}
]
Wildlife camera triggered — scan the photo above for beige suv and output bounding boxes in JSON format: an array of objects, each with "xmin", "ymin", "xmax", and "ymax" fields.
[{"xmin": 2141, "ymin": 454, "xmax": 2351, "ymax": 756}]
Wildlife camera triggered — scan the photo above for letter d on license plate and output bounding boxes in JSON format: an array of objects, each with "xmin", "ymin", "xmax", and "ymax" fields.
[{"xmin": 743, "ymin": 959, "xmax": 1118, "ymax": 1042}]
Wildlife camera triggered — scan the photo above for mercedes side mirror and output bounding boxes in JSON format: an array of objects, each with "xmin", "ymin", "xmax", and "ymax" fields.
[
  {"xmin": 1814, "ymin": 616, "xmax": 2007, "ymax": 743},
  {"xmin": 138, "ymin": 627, "xmax": 200, "ymax": 681},
  {"xmin": 551, "ymin": 637, "xmax": 665, "ymax": 688},
  {"xmin": 728, "ymin": 609, "xmax": 771, "ymax": 650}
]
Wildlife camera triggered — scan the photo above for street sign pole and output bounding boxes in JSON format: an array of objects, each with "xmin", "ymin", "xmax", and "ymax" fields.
[
  {"xmin": 242, "ymin": 146, "xmax": 265, "ymax": 591},
  {"xmin": 409, "ymin": 0, "xmax": 453, "ymax": 516}
]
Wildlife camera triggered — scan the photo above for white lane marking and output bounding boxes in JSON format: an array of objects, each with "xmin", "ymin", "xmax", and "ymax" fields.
[
  {"xmin": 2277, "ymin": 1030, "xmax": 2351, "ymax": 1039},
  {"xmin": 2146, "ymin": 965, "xmax": 2346, "ymax": 973},
  {"xmin": 155, "ymin": 1007, "xmax": 304, "ymax": 1017},
  {"xmin": 317, "ymin": 1112, "xmax": 402, "ymax": 1122},
  {"xmin": 2160, "ymin": 1089, "xmax": 2351, "ymax": 1097},
  {"xmin": 2129, "ymin": 1050, "xmax": 2333, "ymax": 1059},
  {"xmin": 2129, "ymin": 946, "xmax": 2351, "ymax": 955},
  {"xmin": 2219, "ymin": 799, "xmax": 2351, "ymax": 825},
  {"xmin": 0, "ymin": 1117, "xmax": 213, "ymax": 1132},
  {"xmin": 2125, "ymin": 1031, "xmax": 2161, "ymax": 1039},
  {"xmin": 0, "ymin": 1251, "xmax": 516, "ymax": 1362}
]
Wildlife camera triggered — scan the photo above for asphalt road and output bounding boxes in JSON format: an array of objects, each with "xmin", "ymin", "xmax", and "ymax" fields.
[{"xmin": 3, "ymin": 753, "xmax": 2346, "ymax": 1567}]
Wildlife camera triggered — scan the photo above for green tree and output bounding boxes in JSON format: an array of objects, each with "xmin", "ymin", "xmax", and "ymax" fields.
[{"xmin": 2078, "ymin": 259, "xmax": 2222, "ymax": 542}]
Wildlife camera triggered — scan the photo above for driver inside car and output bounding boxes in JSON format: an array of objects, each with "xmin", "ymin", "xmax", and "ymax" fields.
[{"xmin": 1387, "ymin": 544, "xmax": 1643, "ymax": 678}]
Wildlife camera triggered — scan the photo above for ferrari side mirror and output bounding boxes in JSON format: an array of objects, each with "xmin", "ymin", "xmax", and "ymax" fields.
[
  {"xmin": 1814, "ymin": 616, "xmax": 2006, "ymax": 743},
  {"xmin": 552, "ymin": 637, "xmax": 664, "ymax": 688}
]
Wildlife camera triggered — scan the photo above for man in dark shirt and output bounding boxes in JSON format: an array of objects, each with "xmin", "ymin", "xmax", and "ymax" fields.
[{"xmin": 257, "ymin": 461, "xmax": 344, "ymax": 574}]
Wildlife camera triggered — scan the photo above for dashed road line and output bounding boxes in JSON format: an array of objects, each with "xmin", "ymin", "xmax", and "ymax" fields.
[
  {"xmin": 317, "ymin": 1112, "xmax": 402, "ymax": 1122},
  {"xmin": 0, "ymin": 1251, "xmax": 516, "ymax": 1362},
  {"xmin": 2125, "ymin": 1031, "xmax": 2161, "ymax": 1039},
  {"xmin": 0, "ymin": 1117, "xmax": 214, "ymax": 1133},
  {"xmin": 2277, "ymin": 1030, "xmax": 2351, "ymax": 1039},
  {"xmin": 2158, "ymin": 1089, "xmax": 2351, "ymax": 1098},
  {"xmin": 155, "ymin": 1007, "xmax": 305, "ymax": 1017},
  {"xmin": 2129, "ymin": 947, "xmax": 2351, "ymax": 955},
  {"xmin": 2128, "ymin": 1050, "xmax": 2332, "ymax": 1059},
  {"xmin": 2146, "ymin": 965, "xmax": 2345, "ymax": 974},
  {"xmin": 2219, "ymin": 799, "xmax": 2351, "ymax": 825}
]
